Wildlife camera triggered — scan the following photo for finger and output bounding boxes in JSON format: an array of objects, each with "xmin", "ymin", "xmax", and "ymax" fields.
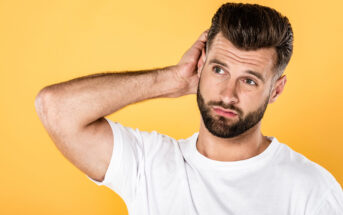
[
  {"xmin": 198, "ymin": 29, "xmax": 209, "ymax": 43},
  {"xmin": 193, "ymin": 30, "xmax": 209, "ymax": 50}
]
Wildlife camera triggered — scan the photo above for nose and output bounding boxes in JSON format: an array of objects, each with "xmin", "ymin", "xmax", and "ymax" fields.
[{"xmin": 219, "ymin": 79, "xmax": 239, "ymax": 104}]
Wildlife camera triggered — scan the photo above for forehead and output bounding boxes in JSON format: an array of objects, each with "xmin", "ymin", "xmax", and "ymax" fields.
[{"xmin": 207, "ymin": 32, "xmax": 276, "ymax": 75}]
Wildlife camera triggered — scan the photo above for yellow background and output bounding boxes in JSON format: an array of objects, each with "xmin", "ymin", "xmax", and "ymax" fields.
[{"xmin": 1, "ymin": 0, "xmax": 342, "ymax": 214}]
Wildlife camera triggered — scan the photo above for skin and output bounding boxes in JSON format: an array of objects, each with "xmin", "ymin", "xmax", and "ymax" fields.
[{"xmin": 191, "ymin": 31, "xmax": 287, "ymax": 161}]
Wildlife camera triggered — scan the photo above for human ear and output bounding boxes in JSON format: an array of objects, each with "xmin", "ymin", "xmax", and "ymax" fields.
[
  {"xmin": 197, "ymin": 47, "xmax": 206, "ymax": 78},
  {"xmin": 269, "ymin": 75, "xmax": 287, "ymax": 103}
]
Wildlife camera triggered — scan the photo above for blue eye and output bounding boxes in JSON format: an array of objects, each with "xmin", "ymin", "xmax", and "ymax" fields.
[
  {"xmin": 213, "ymin": 66, "xmax": 225, "ymax": 74},
  {"xmin": 245, "ymin": 79, "xmax": 257, "ymax": 86}
]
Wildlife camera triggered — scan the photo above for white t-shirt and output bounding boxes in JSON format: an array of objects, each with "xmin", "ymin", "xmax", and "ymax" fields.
[{"xmin": 87, "ymin": 118, "xmax": 343, "ymax": 215}]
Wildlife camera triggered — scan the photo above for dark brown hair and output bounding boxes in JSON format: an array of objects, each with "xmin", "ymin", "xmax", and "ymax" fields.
[{"xmin": 206, "ymin": 2, "xmax": 294, "ymax": 80}]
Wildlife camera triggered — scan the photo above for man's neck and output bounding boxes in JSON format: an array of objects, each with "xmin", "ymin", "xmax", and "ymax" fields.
[{"xmin": 196, "ymin": 121, "xmax": 271, "ymax": 162}]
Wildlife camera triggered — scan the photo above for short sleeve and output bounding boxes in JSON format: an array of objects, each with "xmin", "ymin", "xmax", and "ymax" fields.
[
  {"xmin": 313, "ymin": 180, "xmax": 343, "ymax": 215},
  {"xmin": 86, "ymin": 118, "xmax": 148, "ymax": 204}
]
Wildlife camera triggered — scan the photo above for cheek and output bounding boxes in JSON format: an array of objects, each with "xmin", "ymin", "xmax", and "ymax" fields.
[
  {"xmin": 239, "ymin": 91, "xmax": 266, "ymax": 111},
  {"xmin": 200, "ymin": 72, "xmax": 218, "ymax": 92},
  {"xmin": 201, "ymin": 72, "xmax": 228, "ymax": 97},
  {"xmin": 199, "ymin": 79, "xmax": 222, "ymax": 104}
]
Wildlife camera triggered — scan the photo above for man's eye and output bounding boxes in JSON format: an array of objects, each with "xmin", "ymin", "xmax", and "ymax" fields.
[
  {"xmin": 244, "ymin": 79, "xmax": 257, "ymax": 86},
  {"xmin": 213, "ymin": 66, "xmax": 225, "ymax": 74}
]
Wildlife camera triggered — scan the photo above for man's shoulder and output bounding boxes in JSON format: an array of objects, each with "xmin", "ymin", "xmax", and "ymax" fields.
[
  {"xmin": 274, "ymin": 142, "xmax": 343, "ymax": 213},
  {"xmin": 276, "ymin": 142, "xmax": 338, "ymax": 190}
]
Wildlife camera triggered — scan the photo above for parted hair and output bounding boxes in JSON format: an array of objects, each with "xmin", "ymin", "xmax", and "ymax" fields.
[{"xmin": 206, "ymin": 2, "xmax": 294, "ymax": 79}]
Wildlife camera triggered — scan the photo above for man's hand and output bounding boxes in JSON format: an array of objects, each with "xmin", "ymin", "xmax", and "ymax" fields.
[{"xmin": 173, "ymin": 29, "xmax": 208, "ymax": 96}]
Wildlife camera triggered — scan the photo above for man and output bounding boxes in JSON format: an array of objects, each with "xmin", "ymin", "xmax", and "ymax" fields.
[{"xmin": 35, "ymin": 2, "xmax": 343, "ymax": 215}]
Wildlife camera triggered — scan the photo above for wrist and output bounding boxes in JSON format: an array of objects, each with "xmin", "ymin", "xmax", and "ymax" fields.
[{"xmin": 156, "ymin": 65, "xmax": 188, "ymax": 98}]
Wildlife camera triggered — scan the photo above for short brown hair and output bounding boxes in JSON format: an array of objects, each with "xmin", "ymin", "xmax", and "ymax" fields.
[{"xmin": 206, "ymin": 2, "xmax": 294, "ymax": 80}]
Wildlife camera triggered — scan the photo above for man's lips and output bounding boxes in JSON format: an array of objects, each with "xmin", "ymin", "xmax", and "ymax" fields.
[
  {"xmin": 212, "ymin": 106, "xmax": 239, "ymax": 118},
  {"xmin": 212, "ymin": 106, "xmax": 238, "ymax": 115},
  {"xmin": 213, "ymin": 107, "xmax": 238, "ymax": 118}
]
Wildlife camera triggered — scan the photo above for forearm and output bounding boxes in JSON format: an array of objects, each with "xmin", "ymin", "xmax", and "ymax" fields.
[{"xmin": 35, "ymin": 65, "xmax": 183, "ymax": 130}]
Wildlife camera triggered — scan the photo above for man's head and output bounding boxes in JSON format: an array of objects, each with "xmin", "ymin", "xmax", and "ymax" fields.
[
  {"xmin": 205, "ymin": 2, "xmax": 293, "ymax": 81},
  {"xmin": 196, "ymin": 2, "xmax": 293, "ymax": 138}
]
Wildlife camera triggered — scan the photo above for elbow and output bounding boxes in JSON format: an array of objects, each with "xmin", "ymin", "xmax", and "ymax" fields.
[
  {"xmin": 34, "ymin": 88, "xmax": 46, "ymax": 112},
  {"xmin": 34, "ymin": 87, "xmax": 56, "ymax": 122},
  {"xmin": 34, "ymin": 86, "xmax": 77, "ymax": 132}
]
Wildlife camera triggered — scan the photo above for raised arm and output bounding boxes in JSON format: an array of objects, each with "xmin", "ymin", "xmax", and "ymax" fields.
[{"xmin": 34, "ymin": 30, "xmax": 208, "ymax": 182}]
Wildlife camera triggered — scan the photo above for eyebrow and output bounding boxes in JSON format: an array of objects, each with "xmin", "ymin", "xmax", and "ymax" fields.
[{"xmin": 209, "ymin": 58, "xmax": 265, "ymax": 83}]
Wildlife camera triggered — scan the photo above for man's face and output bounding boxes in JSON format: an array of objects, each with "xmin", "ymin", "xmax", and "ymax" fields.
[{"xmin": 196, "ymin": 32, "xmax": 277, "ymax": 138}]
